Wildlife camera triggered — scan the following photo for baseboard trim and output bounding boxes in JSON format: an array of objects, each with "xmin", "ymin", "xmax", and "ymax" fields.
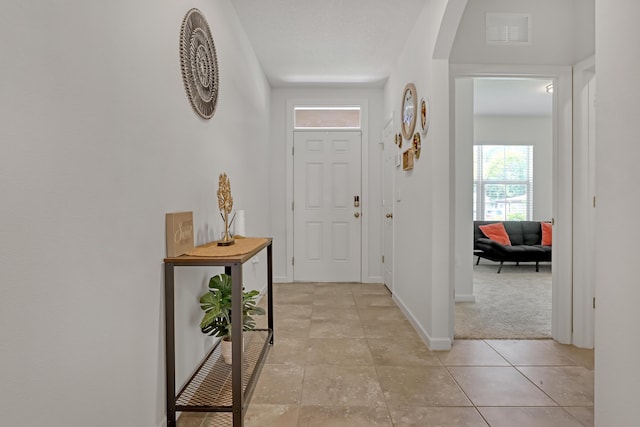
[
  {"xmin": 273, "ymin": 275, "xmax": 289, "ymax": 283},
  {"xmin": 392, "ymin": 293, "xmax": 452, "ymax": 351},
  {"xmin": 455, "ymin": 294, "xmax": 476, "ymax": 303}
]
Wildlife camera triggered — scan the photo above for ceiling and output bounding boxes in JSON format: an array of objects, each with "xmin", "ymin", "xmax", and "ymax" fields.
[
  {"xmin": 231, "ymin": 0, "xmax": 429, "ymax": 87},
  {"xmin": 231, "ymin": 1, "xmax": 553, "ymax": 116},
  {"xmin": 474, "ymin": 78, "xmax": 553, "ymax": 117}
]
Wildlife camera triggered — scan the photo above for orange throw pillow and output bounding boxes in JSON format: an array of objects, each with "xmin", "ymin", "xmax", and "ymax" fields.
[
  {"xmin": 541, "ymin": 222, "xmax": 552, "ymax": 246},
  {"xmin": 479, "ymin": 223, "xmax": 511, "ymax": 246}
]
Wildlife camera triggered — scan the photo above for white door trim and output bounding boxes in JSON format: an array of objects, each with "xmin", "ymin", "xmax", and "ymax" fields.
[
  {"xmin": 285, "ymin": 98, "xmax": 370, "ymax": 283},
  {"xmin": 450, "ymin": 64, "xmax": 574, "ymax": 344},
  {"xmin": 382, "ymin": 115, "xmax": 395, "ymax": 293},
  {"xmin": 572, "ymin": 55, "xmax": 596, "ymax": 349}
]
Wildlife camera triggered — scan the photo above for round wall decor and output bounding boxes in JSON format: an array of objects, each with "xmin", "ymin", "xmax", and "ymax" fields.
[
  {"xmin": 401, "ymin": 83, "xmax": 417, "ymax": 140},
  {"xmin": 180, "ymin": 8, "xmax": 219, "ymax": 119}
]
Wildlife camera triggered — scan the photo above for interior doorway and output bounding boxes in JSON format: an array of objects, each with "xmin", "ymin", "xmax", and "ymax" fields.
[
  {"xmin": 451, "ymin": 66, "xmax": 574, "ymax": 344},
  {"xmin": 457, "ymin": 77, "xmax": 553, "ymax": 339}
]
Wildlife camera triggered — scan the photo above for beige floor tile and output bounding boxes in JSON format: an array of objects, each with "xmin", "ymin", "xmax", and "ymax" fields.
[
  {"xmin": 199, "ymin": 413, "xmax": 233, "ymax": 426},
  {"xmin": 274, "ymin": 326, "xmax": 310, "ymax": 340},
  {"xmin": 306, "ymin": 338, "xmax": 374, "ymax": 365},
  {"xmin": 275, "ymin": 316, "xmax": 311, "ymax": 335},
  {"xmin": 350, "ymin": 283, "xmax": 390, "ymax": 295},
  {"xmin": 448, "ymin": 366, "xmax": 556, "ymax": 406},
  {"xmin": 478, "ymin": 407, "xmax": 584, "ymax": 427},
  {"xmin": 314, "ymin": 283, "xmax": 355, "ymax": 295},
  {"xmin": 367, "ymin": 336, "xmax": 442, "ymax": 366},
  {"xmin": 564, "ymin": 406, "xmax": 594, "ymax": 426},
  {"xmin": 274, "ymin": 291, "xmax": 316, "ymax": 305},
  {"xmin": 312, "ymin": 293, "xmax": 356, "ymax": 307},
  {"xmin": 297, "ymin": 405, "xmax": 392, "ymax": 427},
  {"xmin": 362, "ymin": 319, "xmax": 419, "ymax": 339},
  {"xmin": 377, "ymin": 366, "xmax": 472, "ymax": 407},
  {"xmin": 176, "ymin": 412, "xmax": 205, "ymax": 427},
  {"xmin": 355, "ymin": 294, "xmax": 398, "ymax": 307},
  {"xmin": 275, "ymin": 304, "xmax": 313, "ymax": 319},
  {"xmin": 301, "ymin": 365, "xmax": 386, "ymax": 406},
  {"xmin": 437, "ymin": 340, "xmax": 510, "ymax": 366},
  {"xmin": 485, "ymin": 339, "xmax": 579, "ymax": 366},
  {"xmin": 357, "ymin": 306, "xmax": 407, "ymax": 321},
  {"xmin": 265, "ymin": 336, "xmax": 308, "ymax": 365},
  {"xmin": 311, "ymin": 305, "xmax": 360, "ymax": 321},
  {"xmin": 178, "ymin": 282, "xmax": 595, "ymax": 426},
  {"xmin": 388, "ymin": 407, "xmax": 488, "ymax": 427},
  {"xmin": 559, "ymin": 346, "xmax": 595, "ymax": 370},
  {"xmin": 244, "ymin": 404, "xmax": 299, "ymax": 427},
  {"xmin": 309, "ymin": 318, "xmax": 365, "ymax": 338},
  {"xmin": 274, "ymin": 283, "xmax": 316, "ymax": 293},
  {"xmin": 517, "ymin": 366, "xmax": 594, "ymax": 406},
  {"xmin": 251, "ymin": 364, "xmax": 305, "ymax": 405}
]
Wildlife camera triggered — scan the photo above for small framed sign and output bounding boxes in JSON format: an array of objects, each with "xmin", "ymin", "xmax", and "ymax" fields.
[
  {"xmin": 166, "ymin": 211, "xmax": 194, "ymax": 257},
  {"xmin": 402, "ymin": 149, "xmax": 414, "ymax": 171}
]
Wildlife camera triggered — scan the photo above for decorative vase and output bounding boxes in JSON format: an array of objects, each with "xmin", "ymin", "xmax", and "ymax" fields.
[
  {"xmin": 220, "ymin": 337, "xmax": 244, "ymax": 365},
  {"xmin": 221, "ymin": 338, "xmax": 233, "ymax": 364}
]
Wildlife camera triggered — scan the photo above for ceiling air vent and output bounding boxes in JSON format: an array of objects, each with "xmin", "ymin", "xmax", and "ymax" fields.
[{"xmin": 486, "ymin": 13, "xmax": 531, "ymax": 45}]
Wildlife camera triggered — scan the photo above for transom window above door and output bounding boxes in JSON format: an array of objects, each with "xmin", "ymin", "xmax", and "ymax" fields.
[{"xmin": 294, "ymin": 106, "xmax": 361, "ymax": 129}]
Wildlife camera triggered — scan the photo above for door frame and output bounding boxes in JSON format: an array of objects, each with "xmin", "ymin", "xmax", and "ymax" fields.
[
  {"xmin": 285, "ymin": 98, "xmax": 370, "ymax": 283},
  {"xmin": 450, "ymin": 64, "xmax": 574, "ymax": 344},
  {"xmin": 381, "ymin": 115, "xmax": 395, "ymax": 293},
  {"xmin": 572, "ymin": 55, "xmax": 596, "ymax": 348}
]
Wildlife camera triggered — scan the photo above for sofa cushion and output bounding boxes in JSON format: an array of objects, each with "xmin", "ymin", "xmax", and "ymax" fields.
[
  {"xmin": 520, "ymin": 221, "xmax": 543, "ymax": 245},
  {"xmin": 479, "ymin": 223, "xmax": 511, "ymax": 246},
  {"xmin": 503, "ymin": 221, "xmax": 525, "ymax": 245},
  {"xmin": 541, "ymin": 222, "xmax": 552, "ymax": 246}
]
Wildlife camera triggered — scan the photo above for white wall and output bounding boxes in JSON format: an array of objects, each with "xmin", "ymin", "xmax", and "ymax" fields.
[
  {"xmin": 574, "ymin": 0, "xmax": 596, "ymax": 63},
  {"xmin": 269, "ymin": 87, "xmax": 384, "ymax": 283},
  {"xmin": 383, "ymin": 0, "xmax": 461, "ymax": 350},
  {"xmin": 0, "ymin": 1, "xmax": 270, "ymax": 426},
  {"xmin": 453, "ymin": 78, "xmax": 475, "ymax": 302},
  {"xmin": 594, "ymin": 1, "xmax": 640, "ymax": 425},
  {"xmin": 474, "ymin": 115, "xmax": 553, "ymax": 220},
  {"xmin": 450, "ymin": 0, "xmax": 586, "ymax": 65}
]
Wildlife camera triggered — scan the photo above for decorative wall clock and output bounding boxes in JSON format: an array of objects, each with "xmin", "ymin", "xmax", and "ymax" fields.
[
  {"xmin": 180, "ymin": 8, "xmax": 219, "ymax": 119},
  {"xmin": 401, "ymin": 83, "xmax": 417, "ymax": 140}
]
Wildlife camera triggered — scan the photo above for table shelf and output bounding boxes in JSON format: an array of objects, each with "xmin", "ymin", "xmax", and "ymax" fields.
[
  {"xmin": 175, "ymin": 329, "xmax": 272, "ymax": 411},
  {"xmin": 164, "ymin": 238, "xmax": 274, "ymax": 427}
]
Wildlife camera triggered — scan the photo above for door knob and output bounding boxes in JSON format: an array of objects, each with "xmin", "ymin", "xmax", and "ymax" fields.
[
  {"xmin": 354, "ymin": 212, "xmax": 360, "ymax": 218},
  {"xmin": 385, "ymin": 213, "xmax": 393, "ymax": 218}
]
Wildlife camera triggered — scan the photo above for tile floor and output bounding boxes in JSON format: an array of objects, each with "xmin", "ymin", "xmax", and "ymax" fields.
[{"xmin": 178, "ymin": 282, "xmax": 594, "ymax": 427}]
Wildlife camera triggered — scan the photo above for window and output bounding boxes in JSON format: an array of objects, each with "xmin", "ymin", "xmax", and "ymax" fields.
[
  {"xmin": 294, "ymin": 106, "xmax": 361, "ymax": 129},
  {"xmin": 473, "ymin": 145, "xmax": 533, "ymax": 221}
]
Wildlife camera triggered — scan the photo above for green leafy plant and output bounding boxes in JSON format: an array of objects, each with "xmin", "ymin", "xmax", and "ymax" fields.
[{"xmin": 199, "ymin": 273, "xmax": 265, "ymax": 340}]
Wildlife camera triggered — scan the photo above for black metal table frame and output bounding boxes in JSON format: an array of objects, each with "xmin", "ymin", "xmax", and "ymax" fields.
[{"xmin": 164, "ymin": 240, "xmax": 274, "ymax": 427}]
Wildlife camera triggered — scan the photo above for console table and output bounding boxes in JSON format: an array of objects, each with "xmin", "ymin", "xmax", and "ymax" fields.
[{"xmin": 164, "ymin": 238, "xmax": 274, "ymax": 427}]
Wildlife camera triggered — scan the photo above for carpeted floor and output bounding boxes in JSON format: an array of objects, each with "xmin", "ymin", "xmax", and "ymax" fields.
[{"xmin": 455, "ymin": 261, "xmax": 552, "ymax": 339}]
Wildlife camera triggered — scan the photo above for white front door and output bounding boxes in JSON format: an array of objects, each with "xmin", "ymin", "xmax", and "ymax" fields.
[
  {"xmin": 293, "ymin": 131, "xmax": 362, "ymax": 282},
  {"xmin": 382, "ymin": 120, "xmax": 395, "ymax": 292}
]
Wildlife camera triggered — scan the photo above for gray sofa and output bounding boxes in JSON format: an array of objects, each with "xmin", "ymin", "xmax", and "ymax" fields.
[{"xmin": 473, "ymin": 220, "xmax": 552, "ymax": 273}]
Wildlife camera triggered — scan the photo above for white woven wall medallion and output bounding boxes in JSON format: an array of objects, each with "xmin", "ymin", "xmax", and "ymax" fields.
[{"xmin": 180, "ymin": 8, "xmax": 219, "ymax": 119}]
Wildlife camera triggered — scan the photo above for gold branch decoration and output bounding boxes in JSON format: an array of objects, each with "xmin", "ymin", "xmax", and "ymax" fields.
[{"xmin": 216, "ymin": 173, "xmax": 234, "ymax": 245}]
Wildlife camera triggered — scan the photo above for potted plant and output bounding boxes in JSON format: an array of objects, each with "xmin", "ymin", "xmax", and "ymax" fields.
[{"xmin": 199, "ymin": 273, "xmax": 265, "ymax": 364}]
